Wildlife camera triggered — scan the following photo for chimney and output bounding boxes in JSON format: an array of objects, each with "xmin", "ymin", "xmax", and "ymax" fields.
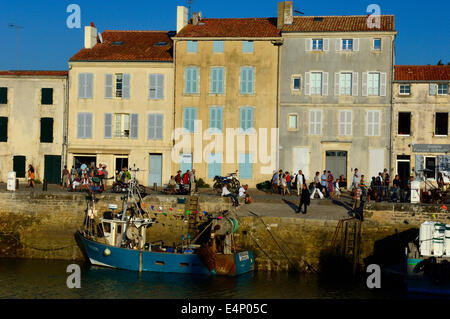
[
  {"xmin": 177, "ymin": 6, "xmax": 188, "ymax": 33},
  {"xmin": 84, "ymin": 22, "xmax": 97, "ymax": 49},
  {"xmin": 277, "ymin": 1, "xmax": 293, "ymax": 29}
]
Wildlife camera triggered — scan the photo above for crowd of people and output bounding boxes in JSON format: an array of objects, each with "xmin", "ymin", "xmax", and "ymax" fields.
[
  {"xmin": 166, "ymin": 169, "xmax": 197, "ymax": 195},
  {"xmin": 61, "ymin": 163, "xmax": 109, "ymax": 192}
]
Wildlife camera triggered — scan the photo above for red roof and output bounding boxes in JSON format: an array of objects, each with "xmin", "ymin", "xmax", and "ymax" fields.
[
  {"xmin": 283, "ymin": 15, "xmax": 395, "ymax": 32},
  {"xmin": 70, "ymin": 30, "xmax": 173, "ymax": 62},
  {"xmin": 0, "ymin": 70, "xmax": 68, "ymax": 77},
  {"xmin": 395, "ymin": 65, "xmax": 450, "ymax": 81},
  {"xmin": 174, "ymin": 18, "xmax": 280, "ymax": 38}
]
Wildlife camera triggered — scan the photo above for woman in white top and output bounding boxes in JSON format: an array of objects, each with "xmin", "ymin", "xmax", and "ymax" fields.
[
  {"xmin": 281, "ymin": 174, "xmax": 290, "ymax": 196},
  {"xmin": 221, "ymin": 184, "xmax": 239, "ymax": 207},
  {"xmin": 334, "ymin": 178, "xmax": 341, "ymax": 200}
]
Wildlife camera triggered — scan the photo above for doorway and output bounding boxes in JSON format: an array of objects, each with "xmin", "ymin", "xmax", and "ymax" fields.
[
  {"xmin": 74, "ymin": 155, "xmax": 96, "ymax": 170},
  {"xmin": 44, "ymin": 155, "xmax": 61, "ymax": 184},
  {"xmin": 115, "ymin": 157, "xmax": 129, "ymax": 178},
  {"xmin": 149, "ymin": 154, "xmax": 162, "ymax": 187},
  {"xmin": 397, "ymin": 156, "xmax": 410, "ymax": 188},
  {"xmin": 325, "ymin": 151, "xmax": 347, "ymax": 180}
]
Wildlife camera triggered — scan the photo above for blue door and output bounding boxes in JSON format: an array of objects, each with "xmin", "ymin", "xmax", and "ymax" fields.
[
  {"xmin": 180, "ymin": 154, "xmax": 192, "ymax": 174},
  {"xmin": 148, "ymin": 154, "xmax": 162, "ymax": 186}
]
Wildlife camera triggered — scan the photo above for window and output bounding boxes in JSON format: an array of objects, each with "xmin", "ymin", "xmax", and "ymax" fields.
[
  {"xmin": 399, "ymin": 84, "xmax": 411, "ymax": 95},
  {"xmin": 288, "ymin": 114, "xmax": 297, "ymax": 130},
  {"xmin": 213, "ymin": 41, "xmax": 224, "ymax": 53},
  {"xmin": 41, "ymin": 88, "xmax": 53, "ymax": 105},
  {"xmin": 210, "ymin": 67, "xmax": 225, "ymax": 94},
  {"xmin": 184, "ymin": 107, "xmax": 197, "ymax": 133},
  {"xmin": 340, "ymin": 73, "xmax": 352, "ymax": 95},
  {"xmin": 185, "ymin": 67, "xmax": 199, "ymax": 94},
  {"xmin": 309, "ymin": 110, "xmax": 322, "ymax": 135},
  {"xmin": 368, "ymin": 73, "xmax": 380, "ymax": 96},
  {"xmin": 438, "ymin": 83, "xmax": 449, "ymax": 95},
  {"xmin": 373, "ymin": 38, "xmax": 381, "ymax": 50},
  {"xmin": 243, "ymin": 41, "xmax": 253, "ymax": 53},
  {"xmin": 312, "ymin": 39, "xmax": 323, "ymax": 51},
  {"xmin": 148, "ymin": 114, "xmax": 164, "ymax": 140},
  {"xmin": 149, "ymin": 74, "xmax": 164, "ymax": 99},
  {"xmin": 78, "ymin": 73, "xmax": 93, "ymax": 99},
  {"xmin": 239, "ymin": 154, "xmax": 253, "ymax": 179},
  {"xmin": 240, "ymin": 67, "xmax": 254, "ymax": 95},
  {"xmin": 310, "ymin": 72, "xmax": 322, "ymax": 95},
  {"xmin": 435, "ymin": 112, "xmax": 448, "ymax": 136},
  {"xmin": 338, "ymin": 111, "xmax": 352, "ymax": 136},
  {"xmin": 424, "ymin": 157, "xmax": 436, "ymax": 179},
  {"xmin": 0, "ymin": 87, "xmax": 7, "ymax": 104},
  {"xmin": 208, "ymin": 153, "xmax": 222, "ymax": 179},
  {"xmin": 105, "ymin": 74, "xmax": 130, "ymax": 99},
  {"xmin": 240, "ymin": 107, "xmax": 254, "ymax": 133},
  {"xmin": 115, "ymin": 74, "xmax": 123, "ymax": 98},
  {"xmin": 209, "ymin": 107, "xmax": 223, "ymax": 133},
  {"xmin": 292, "ymin": 76, "xmax": 301, "ymax": 91},
  {"xmin": 342, "ymin": 39, "xmax": 353, "ymax": 51},
  {"xmin": 114, "ymin": 114, "xmax": 130, "ymax": 138},
  {"xmin": 366, "ymin": 110, "xmax": 380, "ymax": 136},
  {"xmin": 13, "ymin": 156, "xmax": 26, "ymax": 178},
  {"xmin": 0, "ymin": 117, "xmax": 7, "ymax": 142},
  {"xmin": 77, "ymin": 112, "xmax": 93, "ymax": 139},
  {"xmin": 398, "ymin": 112, "xmax": 411, "ymax": 135},
  {"xmin": 40, "ymin": 118, "xmax": 53, "ymax": 143},
  {"xmin": 187, "ymin": 41, "xmax": 198, "ymax": 53}
]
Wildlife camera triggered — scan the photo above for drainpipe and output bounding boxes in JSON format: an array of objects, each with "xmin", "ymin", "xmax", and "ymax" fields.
[
  {"xmin": 389, "ymin": 35, "xmax": 395, "ymax": 177},
  {"xmin": 172, "ymin": 39, "xmax": 177, "ymax": 172},
  {"xmin": 63, "ymin": 67, "xmax": 71, "ymax": 168},
  {"xmin": 272, "ymin": 38, "xmax": 283, "ymax": 172}
]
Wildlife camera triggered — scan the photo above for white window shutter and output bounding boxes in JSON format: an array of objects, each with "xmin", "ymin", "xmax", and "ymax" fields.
[
  {"xmin": 367, "ymin": 112, "xmax": 372, "ymax": 136},
  {"xmin": 339, "ymin": 111, "xmax": 345, "ymax": 135},
  {"xmin": 316, "ymin": 111, "xmax": 322, "ymax": 134},
  {"xmin": 122, "ymin": 74, "xmax": 130, "ymax": 99},
  {"xmin": 86, "ymin": 74, "xmax": 93, "ymax": 99},
  {"xmin": 336, "ymin": 39, "xmax": 341, "ymax": 51},
  {"xmin": 309, "ymin": 111, "xmax": 315, "ymax": 135},
  {"xmin": 149, "ymin": 74, "xmax": 155, "ymax": 99},
  {"xmin": 353, "ymin": 38, "xmax": 360, "ymax": 51},
  {"xmin": 429, "ymin": 83, "xmax": 436, "ymax": 95},
  {"xmin": 156, "ymin": 114, "xmax": 163, "ymax": 139},
  {"xmin": 77, "ymin": 113, "xmax": 84, "ymax": 138},
  {"xmin": 352, "ymin": 72, "xmax": 358, "ymax": 96},
  {"xmin": 334, "ymin": 72, "xmax": 340, "ymax": 96},
  {"xmin": 78, "ymin": 74, "xmax": 85, "ymax": 98},
  {"xmin": 147, "ymin": 114, "xmax": 153, "ymax": 139},
  {"xmin": 322, "ymin": 72, "xmax": 329, "ymax": 96},
  {"xmin": 346, "ymin": 111, "xmax": 352, "ymax": 135},
  {"xmin": 374, "ymin": 111, "xmax": 380, "ymax": 136},
  {"xmin": 305, "ymin": 72, "xmax": 311, "ymax": 95},
  {"xmin": 157, "ymin": 74, "xmax": 164, "ymax": 99},
  {"xmin": 130, "ymin": 113, "xmax": 138, "ymax": 139},
  {"xmin": 323, "ymin": 38, "xmax": 329, "ymax": 51},
  {"xmin": 105, "ymin": 74, "xmax": 113, "ymax": 99},
  {"xmin": 362, "ymin": 72, "xmax": 368, "ymax": 96},
  {"xmin": 104, "ymin": 113, "xmax": 112, "ymax": 139},
  {"xmin": 85, "ymin": 113, "xmax": 93, "ymax": 138},
  {"xmin": 380, "ymin": 72, "xmax": 387, "ymax": 96},
  {"xmin": 305, "ymin": 38, "xmax": 312, "ymax": 51}
]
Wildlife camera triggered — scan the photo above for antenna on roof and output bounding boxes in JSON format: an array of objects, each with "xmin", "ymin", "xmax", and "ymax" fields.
[
  {"xmin": 8, "ymin": 23, "xmax": 24, "ymax": 70},
  {"xmin": 187, "ymin": 0, "xmax": 193, "ymax": 19},
  {"xmin": 294, "ymin": 9, "xmax": 304, "ymax": 15}
]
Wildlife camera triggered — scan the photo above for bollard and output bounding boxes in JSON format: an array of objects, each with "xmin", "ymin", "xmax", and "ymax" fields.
[
  {"xmin": 153, "ymin": 183, "xmax": 157, "ymax": 191},
  {"xmin": 43, "ymin": 179, "xmax": 48, "ymax": 191},
  {"xmin": 16, "ymin": 179, "xmax": 19, "ymax": 190}
]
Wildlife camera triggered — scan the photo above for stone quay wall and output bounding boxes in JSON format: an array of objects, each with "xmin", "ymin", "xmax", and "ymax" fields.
[{"xmin": 0, "ymin": 191, "xmax": 448, "ymax": 273}]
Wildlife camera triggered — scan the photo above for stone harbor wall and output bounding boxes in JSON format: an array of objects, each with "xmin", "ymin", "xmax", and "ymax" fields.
[{"xmin": 0, "ymin": 191, "xmax": 448, "ymax": 273}]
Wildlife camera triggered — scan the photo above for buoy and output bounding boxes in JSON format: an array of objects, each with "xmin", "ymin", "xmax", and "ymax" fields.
[{"xmin": 104, "ymin": 248, "xmax": 111, "ymax": 256}]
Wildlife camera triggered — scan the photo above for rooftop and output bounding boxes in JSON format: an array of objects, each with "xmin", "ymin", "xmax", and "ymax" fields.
[
  {"xmin": 0, "ymin": 70, "xmax": 68, "ymax": 77},
  {"xmin": 395, "ymin": 65, "xmax": 450, "ymax": 81},
  {"xmin": 70, "ymin": 30, "xmax": 174, "ymax": 62}
]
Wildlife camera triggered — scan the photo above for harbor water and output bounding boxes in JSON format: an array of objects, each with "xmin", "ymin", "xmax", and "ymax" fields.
[{"xmin": 0, "ymin": 258, "xmax": 406, "ymax": 299}]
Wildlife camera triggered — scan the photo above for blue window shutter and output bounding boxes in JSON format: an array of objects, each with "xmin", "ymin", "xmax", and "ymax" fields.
[
  {"xmin": 86, "ymin": 73, "xmax": 93, "ymax": 99},
  {"xmin": 192, "ymin": 68, "xmax": 198, "ymax": 93},
  {"xmin": 192, "ymin": 108, "xmax": 197, "ymax": 132},
  {"xmin": 208, "ymin": 153, "xmax": 216, "ymax": 179},
  {"xmin": 243, "ymin": 41, "xmax": 253, "ymax": 53},
  {"xmin": 155, "ymin": 114, "xmax": 163, "ymax": 139},
  {"xmin": 247, "ymin": 68, "xmax": 254, "ymax": 94},
  {"xmin": 240, "ymin": 68, "xmax": 247, "ymax": 94},
  {"xmin": 217, "ymin": 108, "xmax": 223, "ymax": 132},
  {"xmin": 157, "ymin": 74, "xmax": 164, "ymax": 99},
  {"xmin": 122, "ymin": 74, "xmax": 130, "ymax": 99},
  {"xmin": 149, "ymin": 74, "xmax": 156, "ymax": 99},
  {"xmin": 240, "ymin": 108, "xmax": 245, "ymax": 131},
  {"xmin": 104, "ymin": 113, "xmax": 112, "ymax": 139},
  {"xmin": 185, "ymin": 108, "xmax": 196, "ymax": 132},
  {"xmin": 213, "ymin": 41, "xmax": 224, "ymax": 53},
  {"xmin": 187, "ymin": 41, "xmax": 197, "ymax": 53},
  {"xmin": 210, "ymin": 108, "xmax": 216, "ymax": 131},
  {"xmin": 247, "ymin": 108, "xmax": 254, "ymax": 130},
  {"xmin": 78, "ymin": 74, "xmax": 85, "ymax": 98},
  {"xmin": 105, "ymin": 74, "xmax": 113, "ymax": 99},
  {"xmin": 185, "ymin": 68, "xmax": 191, "ymax": 93},
  {"xmin": 77, "ymin": 113, "xmax": 85, "ymax": 138},
  {"xmin": 85, "ymin": 113, "xmax": 92, "ymax": 138},
  {"xmin": 211, "ymin": 68, "xmax": 217, "ymax": 93},
  {"xmin": 130, "ymin": 113, "xmax": 138, "ymax": 139},
  {"xmin": 218, "ymin": 68, "xmax": 224, "ymax": 93}
]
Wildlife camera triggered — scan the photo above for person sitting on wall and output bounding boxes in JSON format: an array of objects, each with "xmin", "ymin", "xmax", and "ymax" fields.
[
  {"xmin": 71, "ymin": 173, "xmax": 81, "ymax": 192},
  {"xmin": 221, "ymin": 183, "xmax": 239, "ymax": 207},
  {"xmin": 167, "ymin": 175, "xmax": 176, "ymax": 194}
]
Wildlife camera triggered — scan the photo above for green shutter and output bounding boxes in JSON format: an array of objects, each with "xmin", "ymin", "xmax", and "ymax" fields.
[
  {"xmin": 40, "ymin": 118, "xmax": 53, "ymax": 143},
  {"xmin": 0, "ymin": 87, "xmax": 7, "ymax": 104},
  {"xmin": 0, "ymin": 117, "xmax": 7, "ymax": 142},
  {"xmin": 13, "ymin": 156, "xmax": 26, "ymax": 178},
  {"xmin": 41, "ymin": 88, "xmax": 53, "ymax": 105}
]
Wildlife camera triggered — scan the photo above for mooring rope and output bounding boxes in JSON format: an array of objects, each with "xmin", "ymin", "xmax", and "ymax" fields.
[{"xmin": 0, "ymin": 232, "xmax": 77, "ymax": 251}]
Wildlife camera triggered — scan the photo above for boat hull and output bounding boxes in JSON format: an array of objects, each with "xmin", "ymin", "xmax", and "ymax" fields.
[
  {"xmin": 78, "ymin": 232, "xmax": 254, "ymax": 276},
  {"xmin": 406, "ymin": 257, "xmax": 450, "ymax": 295}
]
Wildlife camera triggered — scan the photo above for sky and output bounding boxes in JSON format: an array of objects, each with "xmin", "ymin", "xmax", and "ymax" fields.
[{"xmin": 0, "ymin": 0, "xmax": 449, "ymax": 70}]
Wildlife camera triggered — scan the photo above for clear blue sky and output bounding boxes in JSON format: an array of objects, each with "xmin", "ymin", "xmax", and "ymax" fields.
[{"xmin": 0, "ymin": 0, "xmax": 449, "ymax": 70}]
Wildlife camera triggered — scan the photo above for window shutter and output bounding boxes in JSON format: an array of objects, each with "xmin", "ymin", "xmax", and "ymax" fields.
[
  {"xmin": 323, "ymin": 38, "xmax": 329, "ymax": 51},
  {"xmin": 367, "ymin": 111, "xmax": 373, "ymax": 136},
  {"xmin": 240, "ymin": 108, "xmax": 245, "ymax": 131},
  {"xmin": 78, "ymin": 74, "xmax": 85, "ymax": 98},
  {"xmin": 0, "ymin": 88, "xmax": 7, "ymax": 104},
  {"xmin": 148, "ymin": 114, "xmax": 154, "ymax": 139},
  {"xmin": 122, "ymin": 74, "xmax": 130, "ymax": 99},
  {"xmin": 374, "ymin": 111, "xmax": 380, "ymax": 136},
  {"xmin": 334, "ymin": 72, "xmax": 340, "ymax": 96},
  {"xmin": 346, "ymin": 111, "xmax": 352, "ymax": 135},
  {"xmin": 184, "ymin": 109, "xmax": 189, "ymax": 132},
  {"xmin": 40, "ymin": 118, "xmax": 53, "ymax": 143},
  {"xmin": 352, "ymin": 72, "xmax": 358, "ymax": 96},
  {"xmin": 380, "ymin": 72, "xmax": 387, "ymax": 96},
  {"xmin": 309, "ymin": 111, "xmax": 315, "ymax": 135},
  {"xmin": 156, "ymin": 74, "xmax": 164, "ymax": 99},
  {"xmin": 247, "ymin": 68, "xmax": 254, "ymax": 94},
  {"xmin": 85, "ymin": 113, "xmax": 93, "ymax": 138},
  {"xmin": 155, "ymin": 114, "xmax": 163, "ymax": 139},
  {"xmin": 336, "ymin": 39, "xmax": 341, "ymax": 51},
  {"xmin": 104, "ymin": 113, "xmax": 112, "ymax": 139},
  {"xmin": 192, "ymin": 68, "xmax": 198, "ymax": 93},
  {"xmin": 0, "ymin": 117, "xmax": 7, "ymax": 142},
  {"xmin": 218, "ymin": 68, "xmax": 224, "ymax": 93},
  {"xmin": 353, "ymin": 38, "xmax": 359, "ymax": 51},
  {"xmin": 429, "ymin": 83, "xmax": 436, "ymax": 95},
  {"xmin": 339, "ymin": 111, "xmax": 345, "ymax": 135},
  {"xmin": 129, "ymin": 113, "xmax": 138, "ymax": 139},
  {"xmin": 305, "ymin": 72, "xmax": 311, "ymax": 96},
  {"xmin": 217, "ymin": 108, "xmax": 223, "ymax": 132},
  {"xmin": 86, "ymin": 73, "xmax": 93, "ymax": 99},
  {"xmin": 362, "ymin": 72, "xmax": 368, "ymax": 96},
  {"xmin": 77, "ymin": 113, "xmax": 84, "ymax": 138},
  {"xmin": 305, "ymin": 38, "xmax": 312, "ymax": 51},
  {"xmin": 105, "ymin": 74, "xmax": 113, "ymax": 99},
  {"xmin": 185, "ymin": 69, "xmax": 191, "ymax": 93},
  {"xmin": 247, "ymin": 108, "xmax": 254, "ymax": 130},
  {"xmin": 415, "ymin": 155, "xmax": 424, "ymax": 180},
  {"xmin": 316, "ymin": 111, "xmax": 322, "ymax": 134},
  {"xmin": 322, "ymin": 72, "xmax": 329, "ymax": 96},
  {"xmin": 240, "ymin": 68, "xmax": 247, "ymax": 94},
  {"xmin": 149, "ymin": 74, "xmax": 156, "ymax": 99},
  {"xmin": 210, "ymin": 108, "xmax": 216, "ymax": 131}
]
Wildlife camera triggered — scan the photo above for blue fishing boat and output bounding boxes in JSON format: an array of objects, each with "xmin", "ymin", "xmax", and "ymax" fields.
[{"xmin": 77, "ymin": 169, "xmax": 254, "ymax": 276}]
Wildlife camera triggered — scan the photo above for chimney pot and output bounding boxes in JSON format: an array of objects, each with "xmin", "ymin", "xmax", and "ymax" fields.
[
  {"xmin": 84, "ymin": 24, "xmax": 98, "ymax": 49},
  {"xmin": 277, "ymin": 1, "xmax": 293, "ymax": 29},
  {"xmin": 177, "ymin": 6, "xmax": 189, "ymax": 33}
]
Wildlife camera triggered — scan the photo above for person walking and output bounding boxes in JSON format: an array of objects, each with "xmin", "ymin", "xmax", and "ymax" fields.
[
  {"xmin": 286, "ymin": 172, "xmax": 292, "ymax": 194},
  {"xmin": 27, "ymin": 164, "xmax": 35, "ymax": 188},
  {"xmin": 327, "ymin": 171, "xmax": 334, "ymax": 198},
  {"xmin": 310, "ymin": 171, "xmax": 324, "ymax": 199},
  {"xmin": 297, "ymin": 184, "xmax": 311, "ymax": 214},
  {"xmin": 295, "ymin": 170, "xmax": 305, "ymax": 196},
  {"xmin": 352, "ymin": 168, "xmax": 361, "ymax": 190},
  {"xmin": 61, "ymin": 165, "xmax": 70, "ymax": 189},
  {"xmin": 321, "ymin": 170, "xmax": 328, "ymax": 198},
  {"xmin": 281, "ymin": 173, "xmax": 290, "ymax": 196},
  {"xmin": 271, "ymin": 171, "xmax": 278, "ymax": 194},
  {"xmin": 278, "ymin": 170, "xmax": 283, "ymax": 194},
  {"xmin": 334, "ymin": 177, "xmax": 341, "ymax": 200}
]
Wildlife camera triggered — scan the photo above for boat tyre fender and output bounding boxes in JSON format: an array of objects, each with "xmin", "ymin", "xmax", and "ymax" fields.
[{"xmin": 413, "ymin": 258, "xmax": 431, "ymax": 273}]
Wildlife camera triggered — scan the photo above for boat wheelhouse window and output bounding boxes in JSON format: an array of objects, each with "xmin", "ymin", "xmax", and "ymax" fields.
[
  {"xmin": 117, "ymin": 225, "xmax": 122, "ymax": 234},
  {"xmin": 103, "ymin": 222, "xmax": 111, "ymax": 233},
  {"xmin": 156, "ymin": 261, "xmax": 165, "ymax": 265}
]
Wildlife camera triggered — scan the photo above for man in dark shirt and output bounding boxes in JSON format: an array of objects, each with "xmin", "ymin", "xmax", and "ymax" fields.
[{"xmin": 391, "ymin": 175, "xmax": 401, "ymax": 202}]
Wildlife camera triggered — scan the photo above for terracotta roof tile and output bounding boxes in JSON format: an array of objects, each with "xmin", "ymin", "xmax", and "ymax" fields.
[
  {"xmin": 0, "ymin": 70, "xmax": 68, "ymax": 77},
  {"xmin": 70, "ymin": 30, "xmax": 173, "ymax": 62},
  {"xmin": 282, "ymin": 15, "xmax": 395, "ymax": 32},
  {"xmin": 395, "ymin": 65, "xmax": 450, "ymax": 81},
  {"xmin": 174, "ymin": 18, "xmax": 280, "ymax": 38}
]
